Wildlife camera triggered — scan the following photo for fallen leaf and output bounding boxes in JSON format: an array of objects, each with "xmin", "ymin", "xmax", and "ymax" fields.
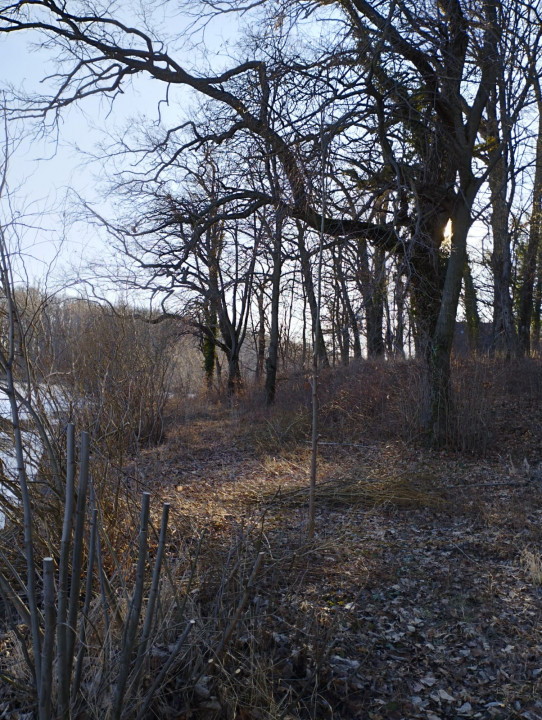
[{"xmin": 421, "ymin": 675, "xmax": 437, "ymax": 687}]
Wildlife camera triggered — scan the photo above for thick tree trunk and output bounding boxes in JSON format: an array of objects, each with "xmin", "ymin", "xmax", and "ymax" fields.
[
  {"xmin": 409, "ymin": 250, "xmax": 443, "ymax": 362},
  {"xmin": 215, "ymin": 302, "xmax": 243, "ymax": 396},
  {"xmin": 406, "ymin": 192, "xmax": 470, "ymax": 444},
  {"xmin": 356, "ymin": 238, "xmax": 385, "ymax": 357},
  {"xmin": 226, "ymin": 349, "xmax": 241, "ymax": 395},
  {"xmin": 429, "ymin": 202, "xmax": 471, "ymax": 446}
]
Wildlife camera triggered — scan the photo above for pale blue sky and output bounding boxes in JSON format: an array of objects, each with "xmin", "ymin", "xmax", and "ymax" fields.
[{"xmin": 0, "ymin": 8, "xmax": 241, "ymax": 294}]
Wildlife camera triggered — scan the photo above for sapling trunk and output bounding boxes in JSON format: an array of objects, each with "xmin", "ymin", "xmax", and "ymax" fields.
[
  {"xmin": 39, "ymin": 557, "xmax": 55, "ymax": 720},
  {"xmin": 57, "ymin": 422, "xmax": 76, "ymax": 716},
  {"xmin": 72, "ymin": 506, "xmax": 99, "ymax": 702},
  {"xmin": 66, "ymin": 432, "xmax": 90, "ymax": 677},
  {"xmin": 111, "ymin": 492, "xmax": 150, "ymax": 720},
  {"xmin": 132, "ymin": 502, "xmax": 170, "ymax": 686}
]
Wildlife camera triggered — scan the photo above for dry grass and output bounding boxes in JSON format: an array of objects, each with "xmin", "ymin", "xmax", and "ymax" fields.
[
  {"xmin": 232, "ymin": 356, "xmax": 542, "ymax": 455},
  {"xmin": 521, "ymin": 548, "xmax": 542, "ymax": 586},
  {"xmin": 270, "ymin": 474, "xmax": 447, "ymax": 511}
]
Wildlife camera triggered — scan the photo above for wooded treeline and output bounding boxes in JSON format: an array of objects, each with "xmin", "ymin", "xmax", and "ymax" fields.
[
  {"xmin": 1, "ymin": 0, "xmax": 542, "ymax": 443},
  {"xmin": 2, "ymin": 290, "xmax": 180, "ymax": 447}
]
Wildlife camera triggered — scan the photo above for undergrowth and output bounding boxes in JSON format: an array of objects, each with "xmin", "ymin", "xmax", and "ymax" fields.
[
  {"xmin": 234, "ymin": 356, "xmax": 542, "ymax": 455},
  {"xmin": 2, "ymin": 357, "xmax": 541, "ymax": 717}
]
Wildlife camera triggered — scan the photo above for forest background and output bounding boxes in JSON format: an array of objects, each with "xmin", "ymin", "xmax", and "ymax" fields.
[{"xmin": 0, "ymin": 1, "xmax": 542, "ymax": 719}]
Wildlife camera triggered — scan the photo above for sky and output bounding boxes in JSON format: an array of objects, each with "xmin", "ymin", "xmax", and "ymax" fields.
[
  {"xmin": 1, "ymin": 30, "xmax": 126, "ymax": 291},
  {"xmin": 0, "ymin": 7, "xmax": 241, "ymax": 296}
]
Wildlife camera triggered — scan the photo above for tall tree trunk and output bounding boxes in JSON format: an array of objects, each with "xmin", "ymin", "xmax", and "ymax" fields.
[
  {"xmin": 517, "ymin": 79, "xmax": 542, "ymax": 355},
  {"xmin": 368, "ymin": 247, "xmax": 386, "ymax": 357},
  {"xmin": 330, "ymin": 296, "xmax": 337, "ymax": 366},
  {"xmin": 301, "ymin": 280, "xmax": 308, "ymax": 367},
  {"xmin": 265, "ymin": 210, "xmax": 283, "ymax": 405},
  {"xmin": 296, "ymin": 222, "xmax": 329, "ymax": 367},
  {"xmin": 533, "ymin": 236, "xmax": 542, "ymax": 352},
  {"xmin": 332, "ymin": 281, "xmax": 350, "ymax": 366},
  {"xmin": 281, "ymin": 279, "xmax": 295, "ymax": 369},
  {"xmin": 356, "ymin": 237, "xmax": 385, "ymax": 357},
  {"xmin": 393, "ymin": 269, "xmax": 406, "ymax": 358},
  {"xmin": 226, "ymin": 349, "xmax": 241, "ymax": 394},
  {"xmin": 409, "ymin": 244, "xmax": 443, "ymax": 363},
  {"xmin": 203, "ymin": 225, "xmax": 221, "ymax": 388},
  {"xmin": 487, "ymin": 88, "xmax": 517, "ymax": 357},
  {"xmin": 255, "ymin": 288, "xmax": 266, "ymax": 380},
  {"xmin": 202, "ymin": 306, "xmax": 218, "ymax": 388},
  {"xmin": 333, "ymin": 247, "xmax": 362, "ymax": 360},
  {"xmin": 463, "ymin": 255, "xmax": 481, "ymax": 353},
  {"xmin": 406, "ymin": 192, "xmax": 463, "ymax": 441},
  {"xmin": 210, "ymin": 278, "xmax": 242, "ymax": 396},
  {"xmin": 429, "ymin": 201, "xmax": 472, "ymax": 446}
]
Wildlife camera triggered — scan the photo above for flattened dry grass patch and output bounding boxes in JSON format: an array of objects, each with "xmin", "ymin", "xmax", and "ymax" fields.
[
  {"xmin": 269, "ymin": 473, "xmax": 447, "ymax": 512},
  {"xmin": 149, "ymin": 433, "xmax": 452, "ymax": 546}
]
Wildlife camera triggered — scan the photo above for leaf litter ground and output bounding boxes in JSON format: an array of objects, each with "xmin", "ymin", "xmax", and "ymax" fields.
[{"xmin": 125, "ymin": 407, "xmax": 542, "ymax": 720}]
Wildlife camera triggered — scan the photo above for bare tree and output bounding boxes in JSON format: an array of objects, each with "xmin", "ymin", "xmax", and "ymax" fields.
[
  {"xmin": 517, "ymin": 74, "xmax": 542, "ymax": 355},
  {"xmin": 1, "ymin": 0, "xmax": 541, "ymax": 442}
]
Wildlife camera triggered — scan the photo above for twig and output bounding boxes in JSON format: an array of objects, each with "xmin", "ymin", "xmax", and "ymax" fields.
[
  {"xmin": 305, "ymin": 441, "xmax": 372, "ymax": 448},
  {"xmin": 135, "ymin": 620, "xmax": 195, "ymax": 720},
  {"xmin": 450, "ymin": 542, "xmax": 481, "ymax": 564},
  {"xmin": 445, "ymin": 480, "xmax": 531, "ymax": 489}
]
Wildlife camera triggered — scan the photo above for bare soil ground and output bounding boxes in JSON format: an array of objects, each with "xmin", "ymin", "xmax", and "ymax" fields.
[{"xmin": 124, "ymin": 370, "xmax": 542, "ymax": 720}]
